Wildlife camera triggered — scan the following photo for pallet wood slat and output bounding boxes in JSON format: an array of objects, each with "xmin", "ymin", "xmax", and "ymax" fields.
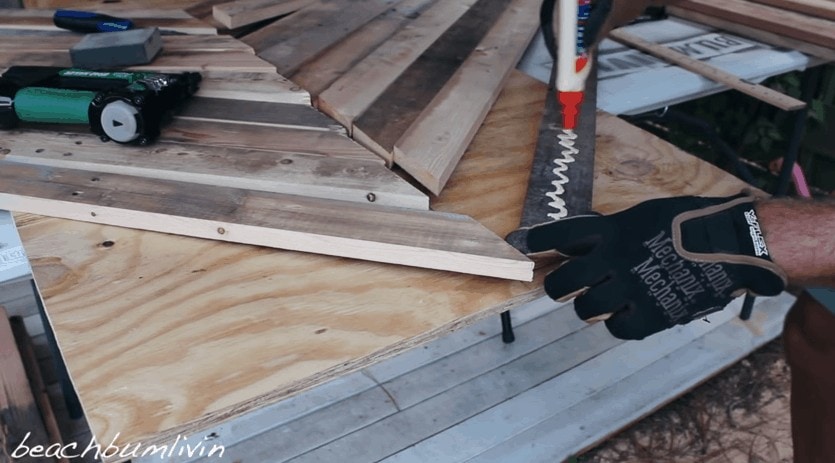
[
  {"xmin": 0, "ymin": 33, "xmax": 253, "ymax": 53},
  {"xmin": 316, "ymin": 0, "xmax": 477, "ymax": 130},
  {"xmin": 0, "ymin": 162, "xmax": 533, "ymax": 281},
  {"xmin": 290, "ymin": 0, "xmax": 439, "ymax": 97},
  {"xmin": 668, "ymin": 6, "xmax": 835, "ymax": 62},
  {"xmin": 213, "ymin": 0, "xmax": 316, "ymax": 29},
  {"xmin": 0, "ymin": 130, "xmax": 428, "ymax": 209},
  {"xmin": 195, "ymin": 72, "xmax": 311, "ymax": 105},
  {"xmin": 179, "ymin": 97, "xmax": 343, "ymax": 132},
  {"xmin": 163, "ymin": 119, "xmax": 382, "ymax": 163},
  {"xmin": 0, "ymin": 8, "xmax": 218, "ymax": 35},
  {"xmin": 608, "ymin": 28, "xmax": 807, "ymax": 111},
  {"xmin": 392, "ymin": 0, "xmax": 540, "ymax": 194},
  {"xmin": 675, "ymin": 0, "xmax": 835, "ymax": 50},
  {"xmin": 351, "ymin": 0, "xmax": 514, "ymax": 162},
  {"xmin": 242, "ymin": 0, "xmax": 402, "ymax": 75},
  {"xmin": 0, "ymin": 49, "xmax": 275, "ymax": 73},
  {"xmin": 748, "ymin": 0, "xmax": 835, "ymax": 22}
]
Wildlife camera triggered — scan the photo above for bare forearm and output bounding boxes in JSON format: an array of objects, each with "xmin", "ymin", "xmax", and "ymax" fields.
[{"xmin": 756, "ymin": 198, "xmax": 835, "ymax": 287}]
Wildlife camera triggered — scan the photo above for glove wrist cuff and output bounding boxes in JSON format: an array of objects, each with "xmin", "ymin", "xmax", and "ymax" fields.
[{"xmin": 671, "ymin": 195, "xmax": 788, "ymax": 292}]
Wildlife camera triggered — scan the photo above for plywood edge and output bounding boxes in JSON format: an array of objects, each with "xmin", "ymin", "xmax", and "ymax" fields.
[
  {"xmin": 86, "ymin": 284, "xmax": 544, "ymax": 454},
  {"xmin": 393, "ymin": 0, "xmax": 540, "ymax": 195}
]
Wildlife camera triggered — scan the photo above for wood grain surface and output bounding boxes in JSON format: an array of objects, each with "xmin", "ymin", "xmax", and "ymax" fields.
[
  {"xmin": 0, "ymin": 161, "xmax": 531, "ymax": 280},
  {"xmin": 667, "ymin": 6, "xmax": 835, "ymax": 62},
  {"xmin": 242, "ymin": 0, "xmax": 401, "ymax": 75},
  {"xmin": 316, "ymin": 0, "xmax": 476, "ymax": 129},
  {"xmin": 195, "ymin": 71, "xmax": 311, "ymax": 105},
  {"xmin": 392, "ymin": 0, "xmax": 540, "ymax": 194},
  {"xmin": 351, "ymin": 0, "xmax": 512, "ymax": 161},
  {"xmin": 0, "ymin": 130, "xmax": 428, "ymax": 209},
  {"xmin": 748, "ymin": 0, "xmax": 835, "ymax": 21},
  {"xmin": 290, "ymin": 0, "xmax": 438, "ymax": 97},
  {"xmin": 16, "ymin": 71, "xmax": 752, "ymax": 456},
  {"xmin": 675, "ymin": 0, "xmax": 835, "ymax": 50},
  {"xmin": 213, "ymin": 0, "xmax": 315, "ymax": 29},
  {"xmin": 0, "ymin": 49, "xmax": 275, "ymax": 73},
  {"xmin": 0, "ymin": 7, "xmax": 218, "ymax": 34}
]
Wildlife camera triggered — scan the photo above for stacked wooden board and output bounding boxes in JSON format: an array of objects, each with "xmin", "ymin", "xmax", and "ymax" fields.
[
  {"xmin": 0, "ymin": 8, "xmax": 534, "ymax": 281},
  {"xmin": 227, "ymin": 0, "xmax": 541, "ymax": 195},
  {"xmin": 669, "ymin": 0, "xmax": 835, "ymax": 61}
]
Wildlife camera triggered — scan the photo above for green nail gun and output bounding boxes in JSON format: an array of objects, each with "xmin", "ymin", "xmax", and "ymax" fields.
[{"xmin": 0, "ymin": 66, "xmax": 201, "ymax": 145}]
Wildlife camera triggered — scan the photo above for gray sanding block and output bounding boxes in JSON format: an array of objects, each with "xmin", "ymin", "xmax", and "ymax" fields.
[{"xmin": 70, "ymin": 27, "xmax": 162, "ymax": 69}]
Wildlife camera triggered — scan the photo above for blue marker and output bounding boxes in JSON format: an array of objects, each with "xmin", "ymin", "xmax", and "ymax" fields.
[{"xmin": 53, "ymin": 10, "xmax": 134, "ymax": 33}]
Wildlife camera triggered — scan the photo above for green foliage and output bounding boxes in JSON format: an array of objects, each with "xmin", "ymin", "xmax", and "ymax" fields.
[{"xmin": 640, "ymin": 65, "xmax": 835, "ymax": 192}]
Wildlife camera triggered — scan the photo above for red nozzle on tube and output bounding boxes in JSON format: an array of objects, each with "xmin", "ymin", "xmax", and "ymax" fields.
[{"xmin": 558, "ymin": 91, "xmax": 584, "ymax": 130}]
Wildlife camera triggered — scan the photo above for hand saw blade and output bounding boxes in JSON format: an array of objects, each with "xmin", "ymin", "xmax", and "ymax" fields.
[
  {"xmin": 521, "ymin": 67, "xmax": 598, "ymax": 227},
  {"xmin": 506, "ymin": 65, "xmax": 598, "ymax": 252}
]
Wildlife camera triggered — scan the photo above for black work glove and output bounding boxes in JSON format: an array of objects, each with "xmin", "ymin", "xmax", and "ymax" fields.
[{"xmin": 515, "ymin": 194, "xmax": 788, "ymax": 340}]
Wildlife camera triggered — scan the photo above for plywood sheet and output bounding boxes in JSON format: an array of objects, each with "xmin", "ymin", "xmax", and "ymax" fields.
[{"xmin": 16, "ymin": 71, "xmax": 753, "ymax": 456}]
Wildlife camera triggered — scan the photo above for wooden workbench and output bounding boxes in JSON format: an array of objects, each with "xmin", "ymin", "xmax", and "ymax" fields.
[{"xmin": 10, "ymin": 70, "xmax": 761, "ymax": 456}]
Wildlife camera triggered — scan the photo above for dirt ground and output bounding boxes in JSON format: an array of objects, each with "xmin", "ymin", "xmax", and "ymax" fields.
[{"xmin": 579, "ymin": 338, "xmax": 793, "ymax": 463}]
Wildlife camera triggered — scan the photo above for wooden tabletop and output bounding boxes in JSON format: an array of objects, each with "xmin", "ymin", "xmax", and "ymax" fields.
[{"xmin": 14, "ymin": 71, "xmax": 751, "ymax": 451}]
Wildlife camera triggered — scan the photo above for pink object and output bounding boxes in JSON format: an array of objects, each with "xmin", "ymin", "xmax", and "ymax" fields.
[{"xmin": 792, "ymin": 163, "xmax": 812, "ymax": 198}]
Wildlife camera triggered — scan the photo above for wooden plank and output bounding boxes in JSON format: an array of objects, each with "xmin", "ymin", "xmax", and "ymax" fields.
[
  {"xmin": 288, "ymin": 324, "xmax": 622, "ymax": 463},
  {"xmin": 668, "ymin": 6, "xmax": 835, "ymax": 62},
  {"xmin": 392, "ymin": 0, "xmax": 539, "ymax": 194},
  {"xmin": 0, "ymin": 8, "xmax": 218, "ymax": 35},
  {"xmin": 675, "ymin": 0, "xmax": 835, "ymax": 50},
  {"xmin": 465, "ymin": 294, "xmax": 793, "ymax": 463},
  {"xmin": 0, "ymin": 130, "xmax": 429, "ymax": 209},
  {"xmin": 196, "ymin": 72, "xmax": 311, "ymax": 105},
  {"xmin": 0, "ymin": 33, "xmax": 253, "ymax": 53},
  {"xmin": 0, "ymin": 162, "xmax": 533, "ymax": 281},
  {"xmin": 291, "ymin": 0, "xmax": 438, "ymax": 98},
  {"xmin": 316, "ymin": 0, "xmax": 477, "ymax": 130},
  {"xmin": 242, "ymin": 0, "xmax": 402, "ymax": 75},
  {"xmin": 0, "ymin": 306, "xmax": 52, "ymax": 462},
  {"xmin": 213, "ymin": 0, "xmax": 316, "ymax": 29},
  {"xmin": 380, "ymin": 301, "xmax": 586, "ymax": 410},
  {"xmin": 351, "ymin": 0, "xmax": 514, "ymax": 162},
  {"xmin": 163, "ymin": 119, "xmax": 382, "ymax": 164},
  {"xmin": 224, "ymin": 385, "xmax": 399, "ymax": 462},
  {"xmin": 178, "ymin": 97, "xmax": 342, "ymax": 132},
  {"xmin": 749, "ymin": 0, "xmax": 835, "ymax": 22},
  {"xmin": 608, "ymin": 28, "xmax": 807, "ymax": 111},
  {"xmin": 0, "ymin": 49, "xmax": 275, "ymax": 73}
]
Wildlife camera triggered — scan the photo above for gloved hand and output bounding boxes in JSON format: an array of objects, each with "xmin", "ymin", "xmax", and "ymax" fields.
[{"xmin": 515, "ymin": 194, "xmax": 788, "ymax": 340}]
